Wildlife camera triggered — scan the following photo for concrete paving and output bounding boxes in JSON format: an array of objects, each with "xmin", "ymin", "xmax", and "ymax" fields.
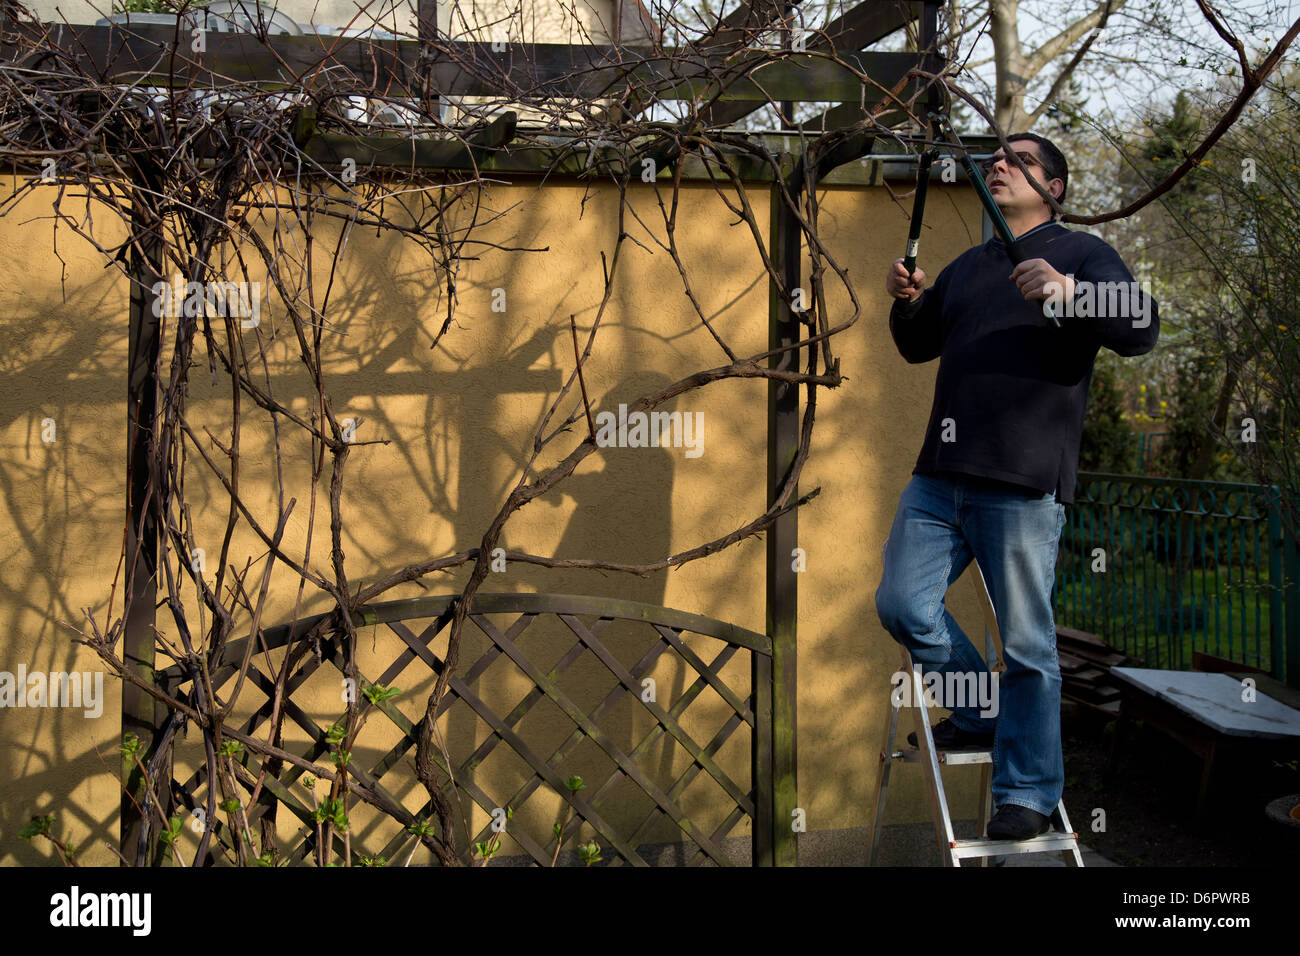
[{"xmin": 489, "ymin": 821, "xmax": 1121, "ymax": 866}]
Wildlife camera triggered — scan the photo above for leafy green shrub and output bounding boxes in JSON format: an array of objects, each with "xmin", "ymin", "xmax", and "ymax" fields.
[{"xmin": 1081, "ymin": 357, "xmax": 1138, "ymax": 474}]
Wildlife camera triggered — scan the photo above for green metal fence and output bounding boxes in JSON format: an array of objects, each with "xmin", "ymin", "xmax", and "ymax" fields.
[{"xmin": 1055, "ymin": 472, "xmax": 1300, "ymax": 687}]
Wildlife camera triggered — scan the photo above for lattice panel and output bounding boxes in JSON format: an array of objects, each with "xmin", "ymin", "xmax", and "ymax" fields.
[{"xmin": 159, "ymin": 594, "xmax": 773, "ymax": 866}]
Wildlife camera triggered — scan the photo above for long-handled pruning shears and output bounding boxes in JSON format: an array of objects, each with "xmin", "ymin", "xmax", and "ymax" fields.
[
  {"xmin": 902, "ymin": 147, "xmax": 938, "ymax": 278},
  {"xmin": 905, "ymin": 113, "xmax": 1061, "ymax": 328}
]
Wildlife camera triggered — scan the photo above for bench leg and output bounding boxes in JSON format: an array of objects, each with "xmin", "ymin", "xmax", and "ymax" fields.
[
  {"xmin": 1106, "ymin": 696, "xmax": 1127, "ymax": 779},
  {"xmin": 1195, "ymin": 738, "xmax": 1218, "ymax": 827}
]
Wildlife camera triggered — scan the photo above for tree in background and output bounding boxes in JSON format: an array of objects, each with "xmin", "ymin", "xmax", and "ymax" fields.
[
  {"xmin": 1121, "ymin": 65, "xmax": 1300, "ymax": 525},
  {"xmin": 1065, "ymin": 57, "xmax": 1300, "ymax": 628},
  {"xmin": 1079, "ymin": 353, "xmax": 1138, "ymax": 474}
]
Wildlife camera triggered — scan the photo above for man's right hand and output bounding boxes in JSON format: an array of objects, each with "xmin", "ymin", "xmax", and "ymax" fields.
[{"xmin": 886, "ymin": 258, "xmax": 926, "ymax": 301}]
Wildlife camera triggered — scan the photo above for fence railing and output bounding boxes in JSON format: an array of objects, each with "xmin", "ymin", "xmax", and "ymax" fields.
[{"xmin": 1055, "ymin": 472, "xmax": 1300, "ymax": 687}]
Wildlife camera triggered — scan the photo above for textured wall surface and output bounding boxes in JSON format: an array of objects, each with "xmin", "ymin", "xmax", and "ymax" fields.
[{"xmin": 0, "ymin": 169, "xmax": 990, "ymax": 864}]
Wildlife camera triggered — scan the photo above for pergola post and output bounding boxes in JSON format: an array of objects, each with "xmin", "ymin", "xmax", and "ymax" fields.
[
  {"xmin": 121, "ymin": 170, "xmax": 166, "ymax": 864},
  {"xmin": 766, "ymin": 152, "xmax": 800, "ymax": 867}
]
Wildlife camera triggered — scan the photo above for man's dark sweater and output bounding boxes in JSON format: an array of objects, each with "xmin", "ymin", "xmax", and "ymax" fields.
[{"xmin": 889, "ymin": 221, "xmax": 1159, "ymax": 504}]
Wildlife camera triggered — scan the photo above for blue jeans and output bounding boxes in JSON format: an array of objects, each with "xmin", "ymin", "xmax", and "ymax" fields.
[{"xmin": 874, "ymin": 472, "xmax": 1067, "ymax": 816}]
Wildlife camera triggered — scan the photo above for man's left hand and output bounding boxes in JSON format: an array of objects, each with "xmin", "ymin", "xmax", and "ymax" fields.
[{"xmin": 1009, "ymin": 259, "xmax": 1074, "ymax": 303}]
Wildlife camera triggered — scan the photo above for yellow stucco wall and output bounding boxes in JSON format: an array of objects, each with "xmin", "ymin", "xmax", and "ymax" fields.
[{"xmin": 0, "ymin": 168, "xmax": 990, "ymax": 864}]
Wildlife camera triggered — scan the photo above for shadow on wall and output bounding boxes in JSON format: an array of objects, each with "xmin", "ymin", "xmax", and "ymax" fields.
[
  {"xmin": 441, "ymin": 372, "xmax": 688, "ymax": 850},
  {"xmin": 0, "ymin": 179, "xmax": 777, "ymax": 862},
  {"xmin": 0, "ymin": 269, "xmax": 139, "ymax": 863}
]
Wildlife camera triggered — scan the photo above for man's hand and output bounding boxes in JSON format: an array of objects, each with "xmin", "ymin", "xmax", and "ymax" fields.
[
  {"xmin": 886, "ymin": 258, "xmax": 926, "ymax": 302},
  {"xmin": 1009, "ymin": 258, "xmax": 1074, "ymax": 303}
]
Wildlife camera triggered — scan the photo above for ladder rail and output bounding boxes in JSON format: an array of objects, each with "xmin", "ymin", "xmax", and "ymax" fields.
[{"xmin": 905, "ymin": 650, "xmax": 961, "ymax": 865}]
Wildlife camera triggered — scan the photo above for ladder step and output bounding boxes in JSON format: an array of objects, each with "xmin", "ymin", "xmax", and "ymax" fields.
[
  {"xmin": 949, "ymin": 832, "xmax": 1080, "ymax": 859},
  {"xmin": 889, "ymin": 746, "xmax": 992, "ymax": 765}
]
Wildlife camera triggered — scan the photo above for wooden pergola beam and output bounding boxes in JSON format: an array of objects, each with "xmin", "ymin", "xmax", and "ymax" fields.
[
  {"xmin": 698, "ymin": 0, "xmax": 790, "ymax": 49},
  {"xmin": 700, "ymin": 0, "xmax": 926, "ymax": 127},
  {"xmin": 3, "ymin": 24, "xmax": 933, "ymax": 109}
]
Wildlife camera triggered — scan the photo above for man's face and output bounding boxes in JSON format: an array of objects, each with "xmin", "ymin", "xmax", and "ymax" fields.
[{"xmin": 983, "ymin": 140, "xmax": 1062, "ymax": 216}]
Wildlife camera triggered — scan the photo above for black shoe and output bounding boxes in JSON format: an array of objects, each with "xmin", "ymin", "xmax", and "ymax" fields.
[
  {"xmin": 906, "ymin": 718, "xmax": 995, "ymax": 750},
  {"xmin": 987, "ymin": 804, "xmax": 1051, "ymax": 840}
]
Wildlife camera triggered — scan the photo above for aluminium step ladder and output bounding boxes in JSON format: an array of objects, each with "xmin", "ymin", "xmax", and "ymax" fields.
[{"xmin": 868, "ymin": 563, "xmax": 1084, "ymax": 867}]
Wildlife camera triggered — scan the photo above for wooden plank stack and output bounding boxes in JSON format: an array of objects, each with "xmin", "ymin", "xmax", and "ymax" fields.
[{"xmin": 1056, "ymin": 626, "xmax": 1135, "ymax": 716}]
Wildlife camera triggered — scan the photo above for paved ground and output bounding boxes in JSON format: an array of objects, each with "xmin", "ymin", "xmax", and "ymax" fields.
[{"xmin": 492, "ymin": 820, "xmax": 1119, "ymax": 866}]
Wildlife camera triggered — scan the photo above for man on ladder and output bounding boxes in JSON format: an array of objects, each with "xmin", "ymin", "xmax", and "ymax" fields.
[{"xmin": 875, "ymin": 131, "xmax": 1159, "ymax": 841}]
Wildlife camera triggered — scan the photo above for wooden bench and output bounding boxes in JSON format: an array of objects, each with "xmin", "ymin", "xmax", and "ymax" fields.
[{"xmin": 1107, "ymin": 666, "xmax": 1300, "ymax": 824}]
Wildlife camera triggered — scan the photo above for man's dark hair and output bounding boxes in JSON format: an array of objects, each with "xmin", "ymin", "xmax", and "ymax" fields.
[{"xmin": 1005, "ymin": 131, "xmax": 1068, "ymax": 205}]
